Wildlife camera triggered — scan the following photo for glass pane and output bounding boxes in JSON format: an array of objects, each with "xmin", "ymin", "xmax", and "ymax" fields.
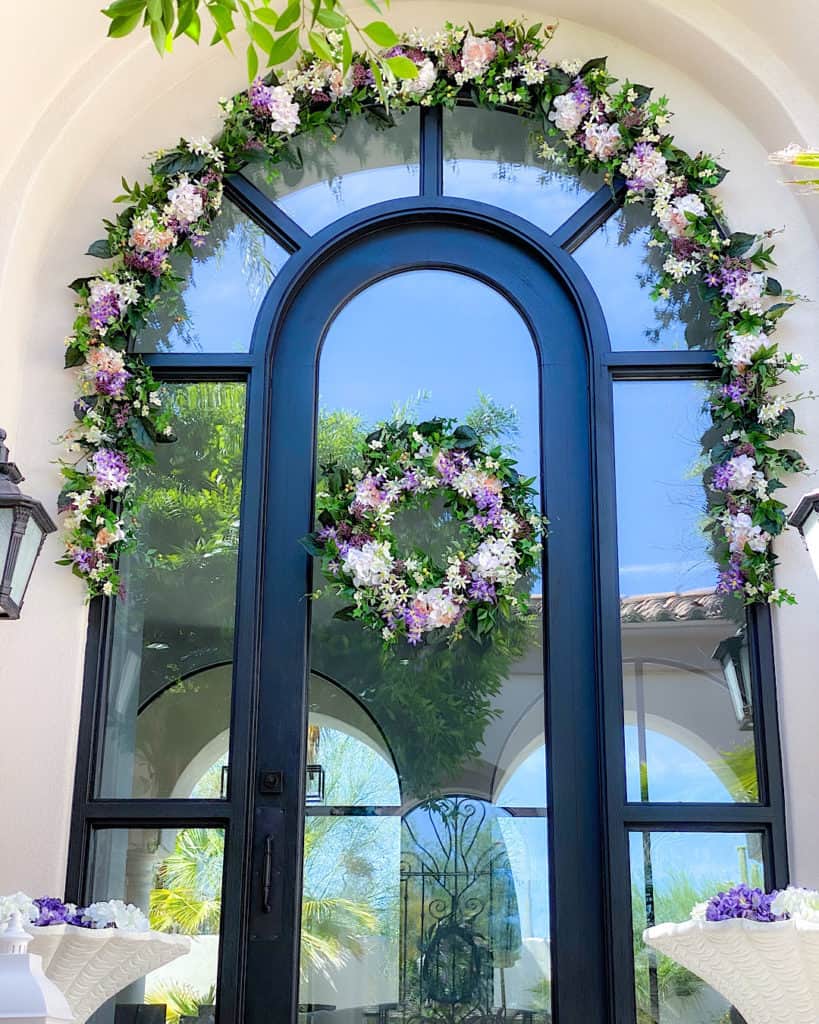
[
  {"xmin": 10, "ymin": 513, "xmax": 42, "ymax": 604},
  {"xmin": 614, "ymin": 381, "xmax": 759, "ymax": 803},
  {"xmin": 133, "ymin": 199, "xmax": 288, "ymax": 353},
  {"xmin": 573, "ymin": 201, "xmax": 713, "ymax": 350},
  {"xmin": 300, "ymin": 269, "xmax": 550, "ymax": 1021},
  {"xmin": 443, "ymin": 106, "xmax": 604, "ymax": 234},
  {"xmin": 97, "ymin": 382, "xmax": 245, "ymax": 798},
  {"xmin": 630, "ymin": 830, "xmax": 764, "ymax": 1024},
  {"xmin": 88, "ymin": 827, "xmax": 224, "ymax": 1024},
  {"xmin": 243, "ymin": 109, "xmax": 420, "ymax": 235}
]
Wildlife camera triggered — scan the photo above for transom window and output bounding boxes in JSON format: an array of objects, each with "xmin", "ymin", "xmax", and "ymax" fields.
[{"xmin": 70, "ymin": 104, "xmax": 786, "ymax": 1024}]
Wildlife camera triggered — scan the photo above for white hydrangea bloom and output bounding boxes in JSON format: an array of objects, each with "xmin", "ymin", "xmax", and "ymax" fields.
[
  {"xmin": 165, "ymin": 176, "xmax": 205, "ymax": 227},
  {"xmin": 771, "ymin": 887, "xmax": 819, "ymax": 922},
  {"xmin": 342, "ymin": 540, "xmax": 393, "ymax": 588},
  {"xmin": 83, "ymin": 899, "xmax": 150, "ymax": 932},
  {"xmin": 726, "ymin": 512, "xmax": 770, "ymax": 554},
  {"xmin": 469, "ymin": 537, "xmax": 518, "ymax": 585},
  {"xmin": 726, "ymin": 332, "xmax": 768, "ymax": 370},
  {"xmin": 690, "ymin": 901, "xmax": 709, "ymax": 922},
  {"xmin": 0, "ymin": 892, "xmax": 38, "ymax": 927},
  {"xmin": 657, "ymin": 193, "xmax": 706, "ymax": 238},
  {"xmin": 402, "ymin": 59, "xmax": 437, "ymax": 97}
]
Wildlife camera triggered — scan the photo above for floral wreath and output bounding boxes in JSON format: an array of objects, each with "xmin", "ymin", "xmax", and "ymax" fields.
[
  {"xmin": 59, "ymin": 20, "xmax": 806, "ymax": 606},
  {"xmin": 303, "ymin": 418, "xmax": 544, "ymax": 646}
]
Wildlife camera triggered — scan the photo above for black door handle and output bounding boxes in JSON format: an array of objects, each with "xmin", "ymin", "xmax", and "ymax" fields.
[{"xmin": 262, "ymin": 833, "xmax": 274, "ymax": 913}]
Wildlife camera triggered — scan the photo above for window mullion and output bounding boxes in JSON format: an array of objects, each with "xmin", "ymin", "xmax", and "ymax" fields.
[{"xmin": 420, "ymin": 105, "xmax": 443, "ymax": 196}]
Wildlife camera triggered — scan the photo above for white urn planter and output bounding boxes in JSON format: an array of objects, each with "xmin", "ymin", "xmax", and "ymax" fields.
[
  {"xmin": 26, "ymin": 925, "xmax": 190, "ymax": 1023},
  {"xmin": 644, "ymin": 917, "xmax": 819, "ymax": 1024}
]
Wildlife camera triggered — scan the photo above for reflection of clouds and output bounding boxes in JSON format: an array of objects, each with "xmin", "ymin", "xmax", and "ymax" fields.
[
  {"xmin": 624, "ymin": 727, "xmax": 731, "ymax": 803},
  {"xmin": 619, "ymin": 560, "xmax": 702, "ymax": 576}
]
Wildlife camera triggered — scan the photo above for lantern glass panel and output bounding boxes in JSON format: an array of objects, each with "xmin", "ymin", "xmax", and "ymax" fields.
[
  {"xmin": 0, "ymin": 508, "xmax": 12, "ymax": 582},
  {"xmin": 10, "ymin": 513, "xmax": 43, "ymax": 604}
]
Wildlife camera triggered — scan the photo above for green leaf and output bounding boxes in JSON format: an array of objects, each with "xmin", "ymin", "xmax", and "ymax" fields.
[
  {"xmin": 184, "ymin": 10, "xmax": 201, "ymax": 39},
  {"xmin": 68, "ymin": 277, "xmax": 92, "ymax": 294},
  {"xmin": 150, "ymin": 16, "xmax": 170, "ymax": 52},
  {"xmin": 363, "ymin": 19, "xmax": 398, "ymax": 47},
  {"xmin": 299, "ymin": 534, "xmax": 324, "ymax": 556},
  {"xmin": 254, "ymin": 6, "xmax": 279, "ymax": 23},
  {"xmin": 107, "ymin": 11, "xmax": 143, "ymax": 35},
  {"xmin": 308, "ymin": 30, "xmax": 334, "ymax": 62},
  {"xmin": 266, "ymin": 26, "xmax": 299, "ymax": 63},
  {"xmin": 208, "ymin": 2, "xmax": 236, "ymax": 39},
  {"xmin": 102, "ymin": 0, "xmax": 146, "ymax": 18},
  {"xmin": 342, "ymin": 28, "xmax": 352, "ymax": 73},
  {"xmin": 275, "ymin": 1, "xmax": 300, "ymax": 29},
  {"xmin": 161, "ymin": 0, "xmax": 175, "ymax": 31},
  {"xmin": 766, "ymin": 276, "xmax": 783, "ymax": 296},
  {"xmin": 363, "ymin": 0, "xmax": 382, "ymax": 12},
  {"xmin": 727, "ymin": 231, "xmax": 757, "ymax": 257},
  {"xmin": 86, "ymin": 239, "xmax": 113, "ymax": 259},
  {"xmin": 370, "ymin": 58, "xmax": 386, "ymax": 105},
  {"xmin": 247, "ymin": 19, "xmax": 274, "ymax": 49},
  {"xmin": 384, "ymin": 55, "xmax": 417, "ymax": 79},
  {"xmin": 147, "ymin": 0, "xmax": 163, "ymax": 19},
  {"xmin": 333, "ymin": 605, "xmax": 358, "ymax": 621},
  {"xmin": 246, "ymin": 41, "xmax": 259, "ymax": 78},
  {"xmin": 64, "ymin": 346, "xmax": 86, "ymax": 369},
  {"xmin": 316, "ymin": 7, "xmax": 346, "ymax": 28},
  {"xmin": 174, "ymin": 0, "xmax": 195, "ymax": 35},
  {"xmin": 578, "ymin": 56, "xmax": 607, "ymax": 76}
]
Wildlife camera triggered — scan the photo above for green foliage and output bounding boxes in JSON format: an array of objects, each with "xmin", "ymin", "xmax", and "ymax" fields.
[
  {"xmin": 100, "ymin": 0, "xmax": 419, "ymax": 92},
  {"xmin": 145, "ymin": 981, "xmax": 216, "ymax": 1024}
]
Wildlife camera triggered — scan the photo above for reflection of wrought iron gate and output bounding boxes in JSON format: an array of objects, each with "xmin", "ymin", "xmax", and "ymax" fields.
[{"xmin": 393, "ymin": 798, "xmax": 549, "ymax": 1024}]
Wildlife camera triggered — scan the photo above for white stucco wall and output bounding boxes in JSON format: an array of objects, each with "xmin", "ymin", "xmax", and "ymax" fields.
[{"xmin": 1, "ymin": 1, "xmax": 818, "ymax": 895}]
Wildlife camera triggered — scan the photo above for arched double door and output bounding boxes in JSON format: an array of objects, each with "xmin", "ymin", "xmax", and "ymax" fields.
[{"xmin": 246, "ymin": 213, "xmax": 608, "ymax": 1023}]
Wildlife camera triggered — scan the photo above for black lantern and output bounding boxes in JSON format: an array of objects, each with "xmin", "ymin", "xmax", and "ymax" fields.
[
  {"xmin": 0, "ymin": 429, "xmax": 57, "ymax": 619},
  {"xmin": 713, "ymin": 633, "xmax": 753, "ymax": 730}
]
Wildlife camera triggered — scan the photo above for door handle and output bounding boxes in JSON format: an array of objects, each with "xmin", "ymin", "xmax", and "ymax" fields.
[{"xmin": 262, "ymin": 833, "xmax": 274, "ymax": 913}]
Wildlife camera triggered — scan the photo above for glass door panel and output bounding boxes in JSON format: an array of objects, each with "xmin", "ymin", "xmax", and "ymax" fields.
[{"xmin": 300, "ymin": 270, "xmax": 550, "ymax": 1023}]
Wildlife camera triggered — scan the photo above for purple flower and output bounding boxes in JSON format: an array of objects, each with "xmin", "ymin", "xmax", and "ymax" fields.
[
  {"xmin": 705, "ymin": 271, "xmax": 721, "ymax": 287},
  {"xmin": 468, "ymin": 576, "xmax": 496, "ymax": 602},
  {"xmin": 720, "ymin": 381, "xmax": 747, "ymax": 405},
  {"xmin": 91, "ymin": 448, "xmax": 130, "ymax": 491},
  {"xmin": 248, "ymin": 79, "xmax": 275, "ymax": 115},
  {"xmin": 712, "ymin": 462, "xmax": 734, "ymax": 491},
  {"xmin": 474, "ymin": 487, "xmax": 503, "ymax": 527},
  {"xmin": 71, "ymin": 548, "xmax": 100, "ymax": 574},
  {"xmin": 716, "ymin": 557, "xmax": 746, "ymax": 594},
  {"xmin": 703, "ymin": 884, "xmax": 781, "ymax": 923},
  {"xmin": 401, "ymin": 470, "xmax": 421, "ymax": 492},
  {"xmin": 124, "ymin": 249, "xmax": 167, "ymax": 277},
  {"xmin": 436, "ymin": 450, "xmax": 470, "ymax": 484},
  {"xmin": 33, "ymin": 898, "xmax": 71, "ymax": 926},
  {"xmin": 95, "ymin": 369, "xmax": 131, "ymax": 397},
  {"xmin": 89, "ymin": 289, "xmax": 121, "ymax": 331}
]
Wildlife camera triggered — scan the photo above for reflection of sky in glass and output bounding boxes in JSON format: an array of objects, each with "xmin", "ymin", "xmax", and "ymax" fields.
[
  {"xmin": 573, "ymin": 203, "xmax": 713, "ymax": 351},
  {"xmin": 135, "ymin": 204, "xmax": 288, "ymax": 353},
  {"xmin": 443, "ymin": 106, "xmax": 602, "ymax": 235},
  {"xmin": 629, "ymin": 830, "xmax": 764, "ymax": 897},
  {"xmin": 319, "ymin": 269, "xmax": 541, "ymax": 485},
  {"xmin": 275, "ymin": 165, "xmax": 419, "ymax": 234},
  {"xmin": 615, "ymin": 381, "xmax": 715, "ymax": 597},
  {"xmin": 624, "ymin": 727, "xmax": 730, "ymax": 803},
  {"xmin": 496, "ymin": 745, "xmax": 547, "ymax": 807}
]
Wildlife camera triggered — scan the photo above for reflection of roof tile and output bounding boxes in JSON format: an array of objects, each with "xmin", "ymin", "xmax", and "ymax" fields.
[{"xmin": 620, "ymin": 589, "xmax": 725, "ymax": 623}]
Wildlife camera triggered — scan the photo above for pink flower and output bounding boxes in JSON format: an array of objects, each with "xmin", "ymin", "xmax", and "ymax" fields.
[
  {"xmin": 461, "ymin": 34, "xmax": 497, "ymax": 79},
  {"xmin": 583, "ymin": 122, "xmax": 622, "ymax": 160}
]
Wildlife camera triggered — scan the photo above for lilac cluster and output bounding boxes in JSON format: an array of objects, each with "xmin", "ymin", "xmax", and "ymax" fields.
[
  {"xmin": 248, "ymin": 79, "xmax": 276, "ymax": 116},
  {"xmin": 472, "ymin": 486, "xmax": 503, "ymax": 530},
  {"xmin": 71, "ymin": 548, "xmax": 104, "ymax": 575},
  {"xmin": 468, "ymin": 577, "xmax": 496, "ymax": 602},
  {"xmin": 712, "ymin": 462, "xmax": 735, "ymax": 490},
  {"xmin": 32, "ymin": 897, "xmax": 92, "ymax": 928},
  {"xmin": 703, "ymin": 885, "xmax": 781, "ymax": 923},
  {"xmin": 91, "ymin": 448, "xmax": 130, "ymax": 491},
  {"xmin": 124, "ymin": 248, "xmax": 167, "ymax": 277},
  {"xmin": 719, "ymin": 380, "xmax": 748, "ymax": 406},
  {"xmin": 94, "ymin": 369, "xmax": 131, "ymax": 397},
  {"xmin": 716, "ymin": 555, "xmax": 746, "ymax": 594},
  {"xmin": 436, "ymin": 449, "xmax": 470, "ymax": 484},
  {"xmin": 88, "ymin": 289, "xmax": 121, "ymax": 332}
]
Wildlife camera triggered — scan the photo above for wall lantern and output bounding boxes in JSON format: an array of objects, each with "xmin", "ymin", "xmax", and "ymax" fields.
[
  {"xmin": 713, "ymin": 634, "xmax": 753, "ymax": 730},
  {"xmin": 788, "ymin": 489, "xmax": 819, "ymax": 580},
  {"xmin": 0, "ymin": 429, "xmax": 57, "ymax": 619}
]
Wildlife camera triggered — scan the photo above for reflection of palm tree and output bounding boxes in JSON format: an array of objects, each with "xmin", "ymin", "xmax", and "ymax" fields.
[
  {"xmin": 146, "ymin": 981, "xmax": 215, "ymax": 1024},
  {"xmin": 148, "ymin": 827, "xmax": 377, "ymax": 980}
]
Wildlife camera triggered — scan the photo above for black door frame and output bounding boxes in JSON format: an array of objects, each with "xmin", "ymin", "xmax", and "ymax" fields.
[{"xmin": 65, "ymin": 105, "xmax": 789, "ymax": 1024}]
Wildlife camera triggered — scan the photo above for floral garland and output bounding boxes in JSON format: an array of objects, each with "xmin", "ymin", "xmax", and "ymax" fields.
[
  {"xmin": 0, "ymin": 891, "xmax": 149, "ymax": 931},
  {"xmin": 304, "ymin": 418, "xmax": 544, "ymax": 646},
  {"xmin": 59, "ymin": 20, "xmax": 806, "ymax": 605}
]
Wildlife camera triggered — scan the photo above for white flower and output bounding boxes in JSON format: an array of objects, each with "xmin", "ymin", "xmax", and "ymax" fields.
[
  {"xmin": 342, "ymin": 540, "xmax": 393, "ymax": 588},
  {"xmin": 726, "ymin": 454, "xmax": 759, "ymax": 492},
  {"xmin": 268, "ymin": 85, "xmax": 301, "ymax": 135},
  {"xmin": 759, "ymin": 397, "xmax": 790, "ymax": 424},
  {"xmin": 186, "ymin": 136, "xmax": 224, "ymax": 167},
  {"xmin": 662, "ymin": 255, "xmax": 698, "ymax": 281},
  {"xmin": 771, "ymin": 887, "xmax": 819, "ymax": 922},
  {"xmin": 620, "ymin": 145, "xmax": 669, "ymax": 191},
  {"xmin": 402, "ymin": 59, "xmax": 437, "ymax": 97},
  {"xmin": 727, "ymin": 272, "xmax": 766, "ymax": 314},
  {"xmin": 549, "ymin": 91, "xmax": 588, "ymax": 134},
  {"xmin": 690, "ymin": 901, "xmax": 709, "ymax": 922},
  {"xmin": 0, "ymin": 892, "xmax": 38, "ymax": 927},
  {"xmin": 469, "ymin": 537, "xmax": 518, "ymax": 585},
  {"xmin": 83, "ymin": 899, "xmax": 150, "ymax": 932},
  {"xmin": 558, "ymin": 58, "xmax": 583, "ymax": 75},
  {"xmin": 725, "ymin": 332, "xmax": 768, "ymax": 371},
  {"xmin": 421, "ymin": 587, "xmax": 461, "ymax": 628},
  {"xmin": 726, "ymin": 512, "xmax": 770, "ymax": 554},
  {"xmin": 583, "ymin": 122, "xmax": 622, "ymax": 160},
  {"xmin": 657, "ymin": 193, "xmax": 706, "ymax": 238},
  {"xmin": 165, "ymin": 176, "xmax": 205, "ymax": 227}
]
